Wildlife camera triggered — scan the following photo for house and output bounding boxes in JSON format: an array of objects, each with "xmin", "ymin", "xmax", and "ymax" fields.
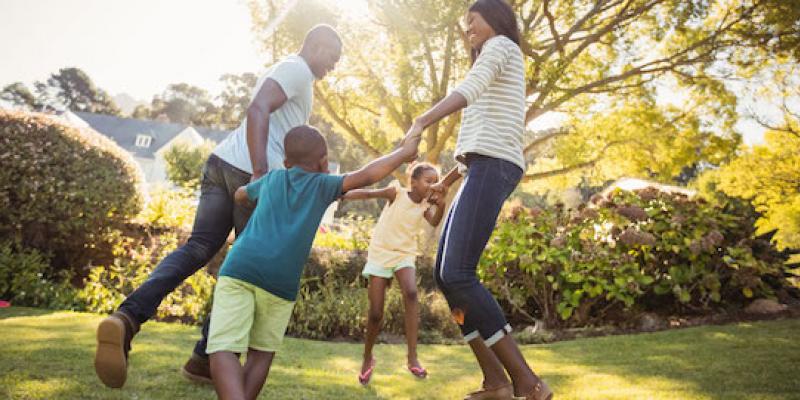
[{"xmin": 61, "ymin": 111, "xmax": 229, "ymax": 189}]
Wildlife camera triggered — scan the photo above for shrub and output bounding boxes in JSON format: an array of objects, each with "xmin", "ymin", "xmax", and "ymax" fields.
[
  {"xmin": 163, "ymin": 140, "xmax": 216, "ymax": 191},
  {"xmin": 0, "ymin": 241, "xmax": 80, "ymax": 309},
  {"xmin": 289, "ymin": 249, "xmax": 459, "ymax": 342},
  {"xmin": 0, "ymin": 111, "xmax": 144, "ymax": 271},
  {"xmin": 78, "ymin": 229, "xmax": 215, "ymax": 324},
  {"xmin": 479, "ymin": 188, "xmax": 792, "ymax": 328},
  {"xmin": 138, "ymin": 188, "xmax": 197, "ymax": 231}
]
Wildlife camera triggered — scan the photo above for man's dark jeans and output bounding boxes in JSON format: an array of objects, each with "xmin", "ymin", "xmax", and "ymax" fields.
[{"xmin": 118, "ymin": 154, "xmax": 252, "ymax": 357}]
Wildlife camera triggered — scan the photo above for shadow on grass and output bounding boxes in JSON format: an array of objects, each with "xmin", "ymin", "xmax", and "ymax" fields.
[
  {"xmin": 527, "ymin": 320, "xmax": 800, "ymax": 399},
  {"xmin": 2, "ymin": 308, "xmax": 799, "ymax": 399},
  {"xmin": 0, "ymin": 306, "xmax": 59, "ymax": 319}
]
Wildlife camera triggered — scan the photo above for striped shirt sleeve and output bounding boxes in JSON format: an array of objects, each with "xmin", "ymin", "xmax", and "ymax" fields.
[{"xmin": 453, "ymin": 38, "xmax": 511, "ymax": 105}]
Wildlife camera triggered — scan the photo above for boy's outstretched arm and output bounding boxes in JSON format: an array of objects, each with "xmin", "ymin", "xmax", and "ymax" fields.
[
  {"xmin": 341, "ymin": 186, "xmax": 397, "ymax": 202},
  {"xmin": 234, "ymin": 186, "xmax": 253, "ymax": 207},
  {"xmin": 341, "ymin": 134, "xmax": 420, "ymax": 193}
]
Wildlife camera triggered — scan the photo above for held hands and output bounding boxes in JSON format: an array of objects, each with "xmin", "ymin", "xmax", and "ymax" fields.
[
  {"xmin": 400, "ymin": 122, "xmax": 423, "ymax": 162},
  {"xmin": 428, "ymin": 182, "xmax": 449, "ymax": 206}
]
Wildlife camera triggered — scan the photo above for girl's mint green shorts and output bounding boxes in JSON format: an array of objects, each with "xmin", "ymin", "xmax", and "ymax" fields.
[{"xmin": 361, "ymin": 258, "xmax": 416, "ymax": 279}]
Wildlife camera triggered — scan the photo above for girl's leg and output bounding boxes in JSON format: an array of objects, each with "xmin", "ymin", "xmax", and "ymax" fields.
[
  {"xmin": 242, "ymin": 348, "xmax": 275, "ymax": 400},
  {"xmin": 394, "ymin": 267, "xmax": 421, "ymax": 370},
  {"xmin": 210, "ymin": 351, "xmax": 245, "ymax": 400},
  {"xmin": 362, "ymin": 276, "xmax": 390, "ymax": 374}
]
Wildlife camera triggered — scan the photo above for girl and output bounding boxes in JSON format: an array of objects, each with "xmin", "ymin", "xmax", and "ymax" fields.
[
  {"xmin": 404, "ymin": 0, "xmax": 553, "ymax": 399},
  {"xmin": 342, "ymin": 162, "xmax": 445, "ymax": 385}
]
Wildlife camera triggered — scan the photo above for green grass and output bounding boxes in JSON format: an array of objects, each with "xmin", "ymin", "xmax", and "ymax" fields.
[{"xmin": 1, "ymin": 307, "xmax": 798, "ymax": 399}]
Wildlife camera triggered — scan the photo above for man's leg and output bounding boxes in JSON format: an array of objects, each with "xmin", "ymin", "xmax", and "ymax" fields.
[{"xmin": 95, "ymin": 156, "xmax": 236, "ymax": 388}]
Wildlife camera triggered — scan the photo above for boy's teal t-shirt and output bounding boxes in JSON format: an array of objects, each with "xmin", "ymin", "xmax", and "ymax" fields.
[{"xmin": 218, "ymin": 166, "xmax": 344, "ymax": 301}]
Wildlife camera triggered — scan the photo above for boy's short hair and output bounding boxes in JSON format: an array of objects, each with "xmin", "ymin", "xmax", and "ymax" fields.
[{"xmin": 284, "ymin": 125, "xmax": 327, "ymax": 165}]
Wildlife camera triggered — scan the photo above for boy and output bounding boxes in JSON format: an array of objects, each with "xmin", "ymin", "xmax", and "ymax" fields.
[{"xmin": 207, "ymin": 125, "xmax": 419, "ymax": 400}]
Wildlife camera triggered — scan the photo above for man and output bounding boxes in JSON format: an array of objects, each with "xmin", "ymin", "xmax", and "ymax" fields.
[{"xmin": 94, "ymin": 24, "xmax": 342, "ymax": 389}]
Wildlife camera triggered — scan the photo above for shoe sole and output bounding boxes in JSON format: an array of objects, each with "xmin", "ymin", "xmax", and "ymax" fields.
[
  {"xmin": 181, "ymin": 366, "xmax": 213, "ymax": 385},
  {"xmin": 95, "ymin": 317, "xmax": 127, "ymax": 388}
]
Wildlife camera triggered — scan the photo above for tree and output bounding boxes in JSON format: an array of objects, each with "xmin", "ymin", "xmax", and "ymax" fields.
[
  {"xmin": 34, "ymin": 67, "xmax": 121, "ymax": 115},
  {"xmin": 734, "ymin": 0, "xmax": 800, "ymax": 61},
  {"xmin": 1, "ymin": 82, "xmax": 42, "ymax": 111},
  {"xmin": 704, "ymin": 128, "xmax": 800, "ymax": 252},
  {"xmin": 215, "ymin": 72, "xmax": 258, "ymax": 130},
  {"xmin": 163, "ymin": 140, "xmax": 217, "ymax": 190},
  {"xmin": 251, "ymin": 0, "xmax": 772, "ymax": 182},
  {"xmin": 135, "ymin": 83, "xmax": 219, "ymax": 127},
  {"xmin": 702, "ymin": 66, "xmax": 800, "ymax": 253}
]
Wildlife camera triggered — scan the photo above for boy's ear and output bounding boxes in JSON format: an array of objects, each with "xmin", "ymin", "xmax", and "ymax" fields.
[{"xmin": 319, "ymin": 155, "xmax": 330, "ymax": 173}]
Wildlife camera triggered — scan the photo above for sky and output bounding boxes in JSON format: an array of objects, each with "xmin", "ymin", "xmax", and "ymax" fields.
[
  {"xmin": 0, "ymin": 0, "xmax": 769, "ymax": 144},
  {"xmin": 0, "ymin": 0, "xmax": 265, "ymax": 102}
]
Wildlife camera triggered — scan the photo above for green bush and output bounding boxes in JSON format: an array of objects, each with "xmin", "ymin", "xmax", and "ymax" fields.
[
  {"xmin": 289, "ymin": 250, "xmax": 459, "ymax": 342},
  {"xmin": 78, "ymin": 229, "xmax": 215, "ymax": 324},
  {"xmin": 0, "ymin": 110, "xmax": 144, "ymax": 271},
  {"xmin": 0, "ymin": 241, "xmax": 80, "ymax": 309},
  {"xmin": 138, "ymin": 188, "xmax": 197, "ymax": 231},
  {"xmin": 163, "ymin": 140, "xmax": 216, "ymax": 191},
  {"xmin": 479, "ymin": 187, "xmax": 791, "ymax": 328}
]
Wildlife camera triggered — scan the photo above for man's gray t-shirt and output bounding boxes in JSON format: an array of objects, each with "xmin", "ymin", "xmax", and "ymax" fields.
[{"xmin": 213, "ymin": 55, "xmax": 314, "ymax": 173}]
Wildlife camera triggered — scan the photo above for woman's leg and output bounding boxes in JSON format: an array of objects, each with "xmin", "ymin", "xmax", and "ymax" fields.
[
  {"xmin": 434, "ymin": 176, "xmax": 510, "ymax": 389},
  {"xmin": 242, "ymin": 349, "xmax": 275, "ymax": 400},
  {"xmin": 362, "ymin": 276, "xmax": 390, "ymax": 374},
  {"xmin": 468, "ymin": 337, "xmax": 511, "ymax": 389},
  {"xmin": 394, "ymin": 267, "xmax": 422, "ymax": 371},
  {"xmin": 437, "ymin": 158, "xmax": 545, "ymax": 396}
]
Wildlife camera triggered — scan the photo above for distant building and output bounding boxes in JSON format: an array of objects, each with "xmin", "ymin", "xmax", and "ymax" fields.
[
  {"xmin": 600, "ymin": 177, "xmax": 696, "ymax": 198},
  {"xmin": 61, "ymin": 111, "xmax": 228, "ymax": 189}
]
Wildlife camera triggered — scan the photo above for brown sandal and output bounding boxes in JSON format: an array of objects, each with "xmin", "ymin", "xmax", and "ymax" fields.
[
  {"xmin": 514, "ymin": 379, "xmax": 553, "ymax": 400},
  {"xmin": 464, "ymin": 383, "xmax": 513, "ymax": 400}
]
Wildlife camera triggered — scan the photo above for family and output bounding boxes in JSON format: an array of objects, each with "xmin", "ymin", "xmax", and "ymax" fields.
[{"xmin": 93, "ymin": 1, "xmax": 552, "ymax": 399}]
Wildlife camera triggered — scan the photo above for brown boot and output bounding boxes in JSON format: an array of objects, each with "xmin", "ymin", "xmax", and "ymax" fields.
[
  {"xmin": 181, "ymin": 353, "xmax": 212, "ymax": 384},
  {"xmin": 95, "ymin": 311, "xmax": 138, "ymax": 388},
  {"xmin": 464, "ymin": 383, "xmax": 514, "ymax": 400}
]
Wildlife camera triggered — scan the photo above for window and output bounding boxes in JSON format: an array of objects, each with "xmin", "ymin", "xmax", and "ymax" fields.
[{"xmin": 135, "ymin": 135, "xmax": 152, "ymax": 148}]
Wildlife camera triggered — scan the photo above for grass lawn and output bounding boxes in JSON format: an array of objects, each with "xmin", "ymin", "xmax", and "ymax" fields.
[{"xmin": 1, "ymin": 307, "xmax": 798, "ymax": 399}]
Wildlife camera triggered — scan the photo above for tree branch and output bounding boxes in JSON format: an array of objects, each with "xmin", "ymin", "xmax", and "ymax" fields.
[{"xmin": 522, "ymin": 139, "xmax": 630, "ymax": 181}]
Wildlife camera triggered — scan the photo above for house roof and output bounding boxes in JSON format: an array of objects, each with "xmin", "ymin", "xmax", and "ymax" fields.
[
  {"xmin": 72, "ymin": 111, "xmax": 231, "ymax": 159},
  {"xmin": 195, "ymin": 126, "xmax": 231, "ymax": 144}
]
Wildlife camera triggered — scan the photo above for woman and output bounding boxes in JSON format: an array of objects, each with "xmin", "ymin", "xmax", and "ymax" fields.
[{"xmin": 405, "ymin": 0, "xmax": 553, "ymax": 399}]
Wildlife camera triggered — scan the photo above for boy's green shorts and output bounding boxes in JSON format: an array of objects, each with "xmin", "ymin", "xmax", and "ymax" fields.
[{"xmin": 206, "ymin": 276, "xmax": 295, "ymax": 354}]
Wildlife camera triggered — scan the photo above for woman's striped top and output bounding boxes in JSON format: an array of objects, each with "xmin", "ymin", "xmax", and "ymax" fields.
[{"xmin": 453, "ymin": 34, "xmax": 526, "ymax": 172}]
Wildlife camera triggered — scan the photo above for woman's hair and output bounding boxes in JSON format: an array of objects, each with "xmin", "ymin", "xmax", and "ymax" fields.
[
  {"xmin": 467, "ymin": 0, "xmax": 521, "ymax": 63},
  {"xmin": 407, "ymin": 162, "xmax": 440, "ymax": 181}
]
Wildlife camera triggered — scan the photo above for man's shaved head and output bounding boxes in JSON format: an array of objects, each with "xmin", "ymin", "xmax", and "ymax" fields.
[
  {"xmin": 301, "ymin": 24, "xmax": 341, "ymax": 49},
  {"xmin": 284, "ymin": 125, "xmax": 328, "ymax": 167},
  {"xmin": 299, "ymin": 24, "xmax": 342, "ymax": 79}
]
